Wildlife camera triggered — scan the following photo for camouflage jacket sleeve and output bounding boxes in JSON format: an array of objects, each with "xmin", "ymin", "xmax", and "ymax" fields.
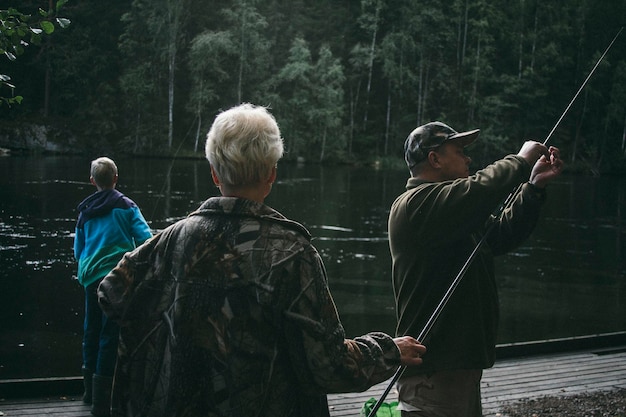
[{"xmin": 282, "ymin": 245, "xmax": 401, "ymax": 394}]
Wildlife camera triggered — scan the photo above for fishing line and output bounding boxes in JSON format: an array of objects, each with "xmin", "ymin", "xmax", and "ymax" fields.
[
  {"xmin": 544, "ymin": 26, "xmax": 623, "ymax": 146},
  {"xmin": 148, "ymin": 114, "xmax": 202, "ymax": 225},
  {"xmin": 367, "ymin": 26, "xmax": 623, "ymax": 417}
]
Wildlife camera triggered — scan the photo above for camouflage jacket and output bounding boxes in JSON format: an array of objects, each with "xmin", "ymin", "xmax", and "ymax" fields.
[{"xmin": 99, "ymin": 197, "xmax": 401, "ymax": 417}]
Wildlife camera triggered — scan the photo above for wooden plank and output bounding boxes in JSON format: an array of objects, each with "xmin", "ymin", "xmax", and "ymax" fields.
[
  {"xmin": 0, "ymin": 396, "xmax": 90, "ymax": 417},
  {"xmin": 327, "ymin": 350, "xmax": 626, "ymax": 417},
  {"xmin": 483, "ymin": 354, "xmax": 626, "ymax": 386},
  {"xmin": 1, "ymin": 350, "xmax": 625, "ymax": 417}
]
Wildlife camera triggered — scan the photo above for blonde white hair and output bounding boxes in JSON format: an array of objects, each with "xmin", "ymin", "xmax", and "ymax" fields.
[
  {"xmin": 205, "ymin": 103, "xmax": 284, "ymax": 186},
  {"xmin": 90, "ymin": 157, "xmax": 118, "ymax": 188}
]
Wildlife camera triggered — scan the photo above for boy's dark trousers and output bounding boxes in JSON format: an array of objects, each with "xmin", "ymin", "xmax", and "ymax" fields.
[{"xmin": 83, "ymin": 279, "xmax": 118, "ymax": 416}]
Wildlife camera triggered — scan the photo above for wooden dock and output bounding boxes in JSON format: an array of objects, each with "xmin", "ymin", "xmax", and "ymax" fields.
[
  {"xmin": 329, "ymin": 347, "xmax": 626, "ymax": 416},
  {"xmin": 1, "ymin": 348, "xmax": 625, "ymax": 417}
]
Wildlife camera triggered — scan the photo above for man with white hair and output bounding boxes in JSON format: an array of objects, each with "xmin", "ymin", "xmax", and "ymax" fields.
[{"xmin": 99, "ymin": 103, "xmax": 426, "ymax": 417}]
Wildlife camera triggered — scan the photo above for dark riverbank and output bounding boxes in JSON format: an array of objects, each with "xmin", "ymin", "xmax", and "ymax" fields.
[{"xmin": 1, "ymin": 124, "xmax": 625, "ymax": 174}]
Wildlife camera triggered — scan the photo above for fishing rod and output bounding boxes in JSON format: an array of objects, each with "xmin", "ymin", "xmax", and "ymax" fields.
[{"xmin": 366, "ymin": 26, "xmax": 623, "ymax": 417}]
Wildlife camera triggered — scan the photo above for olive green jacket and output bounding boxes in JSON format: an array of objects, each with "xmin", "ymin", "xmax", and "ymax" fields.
[
  {"xmin": 99, "ymin": 197, "xmax": 401, "ymax": 417},
  {"xmin": 388, "ymin": 155, "xmax": 546, "ymax": 376}
]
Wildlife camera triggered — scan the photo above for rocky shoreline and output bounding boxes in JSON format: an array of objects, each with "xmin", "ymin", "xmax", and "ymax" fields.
[{"xmin": 499, "ymin": 388, "xmax": 626, "ymax": 416}]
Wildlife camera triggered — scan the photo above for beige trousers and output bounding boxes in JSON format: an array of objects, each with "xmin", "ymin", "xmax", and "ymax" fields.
[{"xmin": 396, "ymin": 369, "xmax": 483, "ymax": 417}]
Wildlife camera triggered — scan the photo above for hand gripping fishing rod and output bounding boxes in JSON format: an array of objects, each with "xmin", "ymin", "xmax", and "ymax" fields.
[{"xmin": 366, "ymin": 26, "xmax": 623, "ymax": 417}]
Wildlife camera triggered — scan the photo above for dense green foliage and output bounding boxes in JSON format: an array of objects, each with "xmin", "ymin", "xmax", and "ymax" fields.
[
  {"xmin": 2, "ymin": 0, "xmax": 626, "ymax": 172},
  {"xmin": 0, "ymin": 2, "xmax": 69, "ymax": 106}
]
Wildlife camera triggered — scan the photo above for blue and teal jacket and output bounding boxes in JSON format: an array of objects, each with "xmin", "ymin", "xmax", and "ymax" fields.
[{"xmin": 74, "ymin": 188, "xmax": 152, "ymax": 287}]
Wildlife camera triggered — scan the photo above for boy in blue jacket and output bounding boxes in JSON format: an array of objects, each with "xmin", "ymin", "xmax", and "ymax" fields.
[{"xmin": 74, "ymin": 157, "xmax": 152, "ymax": 417}]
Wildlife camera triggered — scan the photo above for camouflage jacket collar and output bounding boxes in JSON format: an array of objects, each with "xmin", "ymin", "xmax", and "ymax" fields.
[{"xmin": 189, "ymin": 196, "xmax": 312, "ymax": 240}]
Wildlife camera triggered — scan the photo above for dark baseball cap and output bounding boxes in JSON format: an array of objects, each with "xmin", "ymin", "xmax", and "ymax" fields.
[{"xmin": 404, "ymin": 121, "xmax": 480, "ymax": 168}]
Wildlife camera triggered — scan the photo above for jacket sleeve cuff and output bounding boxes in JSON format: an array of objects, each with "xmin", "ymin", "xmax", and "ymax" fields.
[{"xmin": 523, "ymin": 181, "xmax": 547, "ymax": 201}]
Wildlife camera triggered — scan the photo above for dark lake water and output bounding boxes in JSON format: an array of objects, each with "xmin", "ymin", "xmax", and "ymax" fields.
[{"xmin": 0, "ymin": 155, "xmax": 624, "ymax": 379}]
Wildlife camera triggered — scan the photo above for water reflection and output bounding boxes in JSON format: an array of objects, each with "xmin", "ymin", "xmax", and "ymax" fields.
[{"xmin": 0, "ymin": 155, "xmax": 624, "ymax": 379}]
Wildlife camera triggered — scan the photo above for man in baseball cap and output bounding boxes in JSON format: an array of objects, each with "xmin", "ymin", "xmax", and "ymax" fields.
[
  {"xmin": 389, "ymin": 121, "xmax": 563, "ymax": 416},
  {"xmin": 404, "ymin": 121, "xmax": 480, "ymax": 169}
]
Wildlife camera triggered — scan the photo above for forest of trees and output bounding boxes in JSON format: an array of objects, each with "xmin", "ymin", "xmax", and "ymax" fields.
[{"xmin": 2, "ymin": 0, "xmax": 626, "ymax": 172}]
